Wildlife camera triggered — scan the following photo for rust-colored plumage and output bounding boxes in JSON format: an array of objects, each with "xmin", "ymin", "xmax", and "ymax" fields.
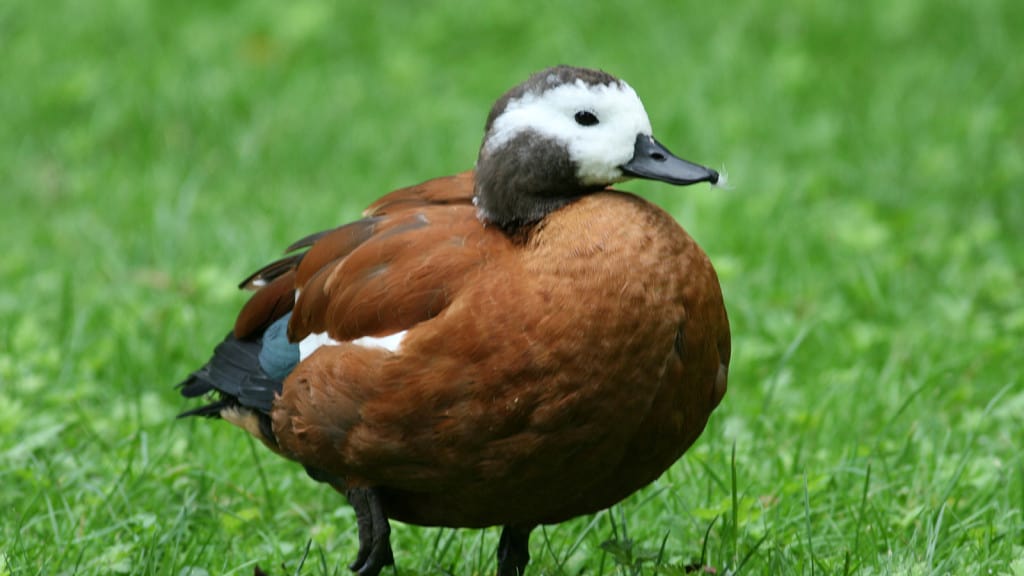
[{"xmin": 179, "ymin": 66, "xmax": 729, "ymax": 576}]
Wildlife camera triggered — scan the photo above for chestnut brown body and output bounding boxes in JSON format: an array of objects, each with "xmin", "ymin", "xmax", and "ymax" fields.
[{"xmin": 232, "ymin": 172, "xmax": 730, "ymax": 527}]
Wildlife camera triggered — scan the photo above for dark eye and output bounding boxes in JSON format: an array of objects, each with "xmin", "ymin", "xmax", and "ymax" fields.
[{"xmin": 574, "ymin": 110, "xmax": 599, "ymax": 127}]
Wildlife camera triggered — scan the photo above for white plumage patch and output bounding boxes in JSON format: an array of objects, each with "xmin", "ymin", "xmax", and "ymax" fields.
[
  {"xmin": 299, "ymin": 331, "xmax": 339, "ymax": 361},
  {"xmin": 352, "ymin": 331, "xmax": 408, "ymax": 352},
  {"xmin": 298, "ymin": 330, "xmax": 407, "ymax": 361},
  {"xmin": 485, "ymin": 80, "xmax": 654, "ymax": 186}
]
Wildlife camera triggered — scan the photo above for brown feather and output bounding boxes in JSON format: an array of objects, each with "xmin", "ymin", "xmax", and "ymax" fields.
[
  {"xmin": 285, "ymin": 176, "xmax": 484, "ymax": 342},
  {"xmin": 364, "ymin": 172, "xmax": 474, "ymax": 216},
  {"xmin": 287, "ymin": 205, "xmax": 490, "ymax": 341},
  {"xmin": 234, "ymin": 270, "xmax": 297, "ymax": 340},
  {"xmin": 292, "ymin": 218, "xmax": 380, "ymax": 287},
  {"xmin": 238, "ymin": 253, "xmax": 304, "ymax": 291}
]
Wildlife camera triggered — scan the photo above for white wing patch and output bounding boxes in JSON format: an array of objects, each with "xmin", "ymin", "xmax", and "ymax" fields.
[
  {"xmin": 298, "ymin": 330, "xmax": 408, "ymax": 361},
  {"xmin": 352, "ymin": 331, "xmax": 407, "ymax": 352},
  {"xmin": 299, "ymin": 331, "xmax": 340, "ymax": 361}
]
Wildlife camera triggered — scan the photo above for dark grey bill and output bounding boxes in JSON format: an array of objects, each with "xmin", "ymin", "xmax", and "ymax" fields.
[{"xmin": 621, "ymin": 134, "xmax": 718, "ymax": 186}]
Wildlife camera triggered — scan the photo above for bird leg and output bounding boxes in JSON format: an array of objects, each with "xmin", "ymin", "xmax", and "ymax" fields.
[
  {"xmin": 344, "ymin": 487, "xmax": 394, "ymax": 576},
  {"xmin": 497, "ymin": 525, "xmax": 534, "ymax": 576}
]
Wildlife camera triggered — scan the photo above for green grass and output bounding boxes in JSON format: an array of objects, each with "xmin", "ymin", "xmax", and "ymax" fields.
[{"xmin": 2, "ymin": 0, "xmax": 1022, "ymax": 574}]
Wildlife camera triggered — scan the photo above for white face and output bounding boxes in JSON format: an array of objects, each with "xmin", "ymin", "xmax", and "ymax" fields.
[{"xmin": 483, "ymin": 79, "xmax": 654, "ymax": 186}]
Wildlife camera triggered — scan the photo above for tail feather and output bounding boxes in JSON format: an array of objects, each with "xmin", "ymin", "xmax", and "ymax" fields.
[{"xmin": 177, "ymin": 332, "xmax": 283, "ymax": 416}]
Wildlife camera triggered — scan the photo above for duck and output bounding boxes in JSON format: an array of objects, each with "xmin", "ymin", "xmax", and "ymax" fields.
[{"xmin": 178, "ymin": 65, "xmax": 730, "ymax": 576}]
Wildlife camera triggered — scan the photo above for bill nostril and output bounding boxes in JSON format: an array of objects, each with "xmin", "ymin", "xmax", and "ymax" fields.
[{"xmin": 651, "ymin": 152, "xmax": 666, "ymax": 162}]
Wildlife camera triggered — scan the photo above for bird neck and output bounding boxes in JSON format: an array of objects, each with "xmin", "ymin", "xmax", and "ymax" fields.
[{"xmin": 473, "ymin": 131, "xmax": 597, "ymax": 231}]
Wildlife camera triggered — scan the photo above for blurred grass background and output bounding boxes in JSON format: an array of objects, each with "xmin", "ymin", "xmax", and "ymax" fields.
[{"xmin": 2, "ymin": 0, "xmax": 1022, "ymax": 574}]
